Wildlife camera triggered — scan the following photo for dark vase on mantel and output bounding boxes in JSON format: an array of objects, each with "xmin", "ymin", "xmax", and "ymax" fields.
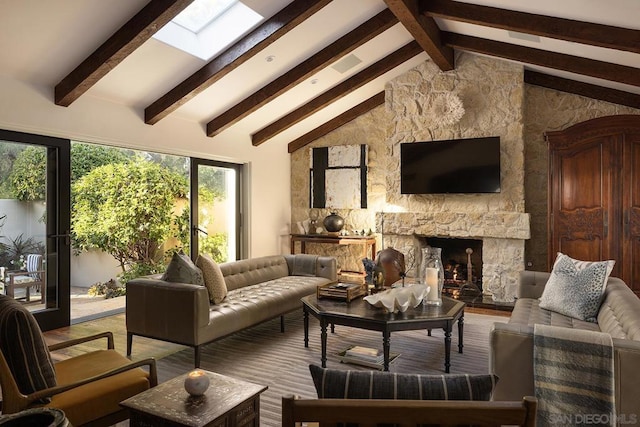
[{"xmin": 323, "ymin": 212, "xmax": 344, "ymax": 233}]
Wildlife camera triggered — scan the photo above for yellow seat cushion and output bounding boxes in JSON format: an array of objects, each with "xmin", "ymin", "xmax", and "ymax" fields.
[{"xmin": 45, "ymin": 349, "xmax": 150, "ymax": 426}]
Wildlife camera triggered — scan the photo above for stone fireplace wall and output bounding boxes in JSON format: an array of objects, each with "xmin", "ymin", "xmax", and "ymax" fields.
[
  {"xmin": 290, "ymin": 52, "xmax": 530, "ymax": 301},
  {"xmin": 381, "ymin": 53, "xmax": 529, "ymax": 301}
]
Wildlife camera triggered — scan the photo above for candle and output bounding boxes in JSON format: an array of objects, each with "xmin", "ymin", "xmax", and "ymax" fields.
[
  {"xmin": 425, "ymin": 268, "xmax": 439, "ymax": 302},
  {"xmin": 184, "ymin": 369, "xmax": 210, "ymax": 396}
]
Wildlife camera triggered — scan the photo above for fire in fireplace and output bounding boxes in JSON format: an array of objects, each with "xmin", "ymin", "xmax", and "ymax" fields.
[{"xmin": 420, "ymin": 237, "xmax": 483, "ymax": 295}]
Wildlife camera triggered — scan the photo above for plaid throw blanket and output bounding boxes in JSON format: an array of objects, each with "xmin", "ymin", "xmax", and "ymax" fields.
[{"xmin": 534, "ymin": 324, "xmax": 615, "ymax": 426}]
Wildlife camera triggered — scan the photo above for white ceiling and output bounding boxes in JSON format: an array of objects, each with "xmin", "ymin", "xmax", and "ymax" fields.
[{"xmin": 0, "ymin": 0, "xmax": 638, "ymax": 151}]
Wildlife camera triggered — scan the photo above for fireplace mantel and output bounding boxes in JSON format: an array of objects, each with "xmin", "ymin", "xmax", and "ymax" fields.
[
  {"xmin": 377, "ymin": 211, "xmax": 530, "ymax": 302},
  {"xmin": 379, "ymin": 212, "xmax": 530, "ymax": 240}
]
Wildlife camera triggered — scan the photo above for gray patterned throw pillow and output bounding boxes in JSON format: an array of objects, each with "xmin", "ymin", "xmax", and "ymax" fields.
[
  {"xmin": 161, "ymin": 252, "xmax": 204, "ymax": 287},
  {"xmin": 539, "ymin": 253, "xmax": 615, "ymax": 322}
]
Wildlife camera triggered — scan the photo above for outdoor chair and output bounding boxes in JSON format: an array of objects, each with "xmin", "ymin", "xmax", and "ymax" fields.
[
  {"xmin": 0, "ymin": 294, "xmax": 158, "ymax": 426},
  {"xmin": 5, "ymin": 253, "xmax": 45, "ymax": 303}
]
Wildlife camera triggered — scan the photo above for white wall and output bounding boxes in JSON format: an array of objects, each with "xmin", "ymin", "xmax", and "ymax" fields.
[
  {"xmin": 0, "ymin": 73, "xmax": 292, "ymax": 258},
  {"xmin": 0, "ymin": 199, "xmax": 46, "ymax": 244},
  {"xmin": 70, "ymin": 250, "xmax": 121, "ymax": 288}
]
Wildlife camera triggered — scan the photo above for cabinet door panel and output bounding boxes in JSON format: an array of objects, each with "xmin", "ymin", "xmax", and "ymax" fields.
[
  {"xmin": 622, "ymin": 134, "xmax": 640, "ymax": 295},
  {"xmin": 547, "ymin": 116, "xmax": 640, "ymax": 294},
  {"xmin": 549, "ymin": 141, "xmax": 617, "ymax": 269}
]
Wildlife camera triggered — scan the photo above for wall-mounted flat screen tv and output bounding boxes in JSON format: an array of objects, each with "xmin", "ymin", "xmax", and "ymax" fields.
[{"xmin": 400, "ymin": 136, "xmax": 501, "ymax": 194}]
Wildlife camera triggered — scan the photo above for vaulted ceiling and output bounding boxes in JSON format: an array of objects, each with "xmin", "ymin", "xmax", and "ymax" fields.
[{"xmin": 2, "ymin": 0, "xmax": 639, "ymax": 153}]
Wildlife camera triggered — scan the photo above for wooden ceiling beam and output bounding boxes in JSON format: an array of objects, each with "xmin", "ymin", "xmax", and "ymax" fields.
[
  {"xmin": 288, "ymin": 91, "xmax": 386, "ymax": 153},
  {"xmin": 422, "ymin": 0, "xmax": 640, "ymax": 54},
  {"xmin": 384, "ymin": 0, "xmax": 453, "ymax": 71},
  {"xmin": 55, "ymin": 0, "xmax": 193, "ymax": 107},
  {"xmin": 443, "ymin": 33, "xmax": 640, "ymax": 87},
  {"xmin": 525, "ymin": 70, "xmax": 640, "ymax": 110},
  {"xmin": 251, "ymin": 41, "xmax": 422, "ymax": 146},
  {"xmin": 144, "ymin": 0, "xmax": 331, "ymax": 125},
  {"xmin": 206, "ymin": 9, "xmax": 397, "ymax": 137}
]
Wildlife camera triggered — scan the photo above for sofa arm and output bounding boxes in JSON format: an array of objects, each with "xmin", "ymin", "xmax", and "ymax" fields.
[
  {"xmin": 284, "ymin": 254, "xmax": 337, "ymax": 281},
  {"xmin": 316, "ymin": 256, "xmax": 337, "ymax": 281},
  {"xmin": 612, "ymin": 338, "xmax": 640, "ymax": 419},
  {"xmin": 126, "ymin": 278, "xmax": 210, "ymax": 346},
  {"xmin": 490, "ymin": 322, "xmax": 640, "ymax": 418},
  {"xmin": 517, "ymin": 271, "xmax": 550, "ymax": 299},
  {"xmin": 489, "ymin": 322, "xmax": 535, "ymax": 401}
]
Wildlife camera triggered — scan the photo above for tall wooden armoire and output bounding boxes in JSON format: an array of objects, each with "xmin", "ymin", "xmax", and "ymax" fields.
[{"xmin": 546, "ymin": 115, "xmax": 640, "ymax": 296}]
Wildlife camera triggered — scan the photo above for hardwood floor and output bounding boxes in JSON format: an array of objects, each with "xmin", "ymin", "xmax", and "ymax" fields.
[{"xmin": 43, "ymin": 313, "xmax": 186, "ymax": 363}]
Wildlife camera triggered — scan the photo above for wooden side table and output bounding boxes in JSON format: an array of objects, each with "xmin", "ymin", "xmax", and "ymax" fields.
[
  {"xmin": 290, "ymin": 234, "xmax": 377, "ymax": 283},
  {"xmin": 290, "ymin": 234, "xmax": 376, "ymax": 260},
  {"xmin": 121, "ymin": 371, "xmax": 267, "ymax": 427}
]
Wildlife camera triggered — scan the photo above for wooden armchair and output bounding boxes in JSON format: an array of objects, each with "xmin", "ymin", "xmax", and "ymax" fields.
[
  {"xmin": 281, "ymin": 395, "xmax": 537, "ymax": 427},
  {"xmin": 0, "ymin": 295, "xmax": 157, "ymax": 426}
]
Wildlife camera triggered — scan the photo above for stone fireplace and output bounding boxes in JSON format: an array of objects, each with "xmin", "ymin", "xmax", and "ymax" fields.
[
  {"xmin": 290, "ymin": 54, "xmax": 533, "ymax": 303},
  {"xmin": 378, "ymin": 211, "xmax": 529, "ymax": 302}
]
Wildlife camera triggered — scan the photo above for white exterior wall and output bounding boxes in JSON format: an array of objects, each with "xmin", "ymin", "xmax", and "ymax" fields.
[
  {"xmin": 70, "ymin": 250, "xmax": 120, "ymax": 289},
  {"xmin": 0, "ymin": 199, "xmax": 46, "ymax": 244}
]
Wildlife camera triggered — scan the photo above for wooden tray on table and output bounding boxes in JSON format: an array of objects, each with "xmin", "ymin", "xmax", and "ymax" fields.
[{"xmin": 317, "ymin": 282, "xmax": 367, "ymax": 302}]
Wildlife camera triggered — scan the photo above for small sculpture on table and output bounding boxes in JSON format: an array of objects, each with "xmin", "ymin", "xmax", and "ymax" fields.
[
  {"xmin": 375, "ymin": 247, "xmax": 405, "ymax": 287},
  {"xmin": 372, "ymin": 265, "xmax": 385, "ymax": 291},
  {"xmin": 362, "ymin": 258, "xmax": 385, "ymax": 294}
]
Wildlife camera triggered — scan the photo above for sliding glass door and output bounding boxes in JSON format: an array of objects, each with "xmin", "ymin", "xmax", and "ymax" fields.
[
  {"xmin": 0, "ymin": 131, "xmax": 244, "ymax": 329},
  {"xmin": 191, "ymin": 159, "xmax": 243, "ymax": 262},
  {"xmin": 0, "ymin": 130, "xmax": 71, "ymax": 330}
]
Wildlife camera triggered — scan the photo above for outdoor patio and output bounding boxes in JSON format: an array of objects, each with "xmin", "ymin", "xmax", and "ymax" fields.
[
  {"xmin": 16, "ymin": 286, "xmax": 125, "ymax": 323},
  {"xmin": 70, "ymin": 286, "xmax": 125, "ymax": 323}
]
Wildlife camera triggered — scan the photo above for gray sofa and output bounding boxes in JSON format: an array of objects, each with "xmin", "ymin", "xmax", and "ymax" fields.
[
  {"xmin": 489, "ymin": 271, "xmax": 640, "ymax": 417},
  {"xmin": 126, "ymin": 254, "xmax": 337, "ymax": 367}
]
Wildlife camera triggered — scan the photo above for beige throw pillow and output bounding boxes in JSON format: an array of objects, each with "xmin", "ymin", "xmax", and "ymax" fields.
[{"xmin": 196, "ymin": 254, "xmax": 227, "ymax": 304}]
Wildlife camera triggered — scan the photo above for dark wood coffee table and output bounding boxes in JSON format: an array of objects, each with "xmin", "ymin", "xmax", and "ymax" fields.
[
  {"xmin": 121, "ymin": 370, "xmax": 267, "ymax": 427},
  {"xmin": 302, "ymin": 294, "xmax": 465, "ymax": 372}
]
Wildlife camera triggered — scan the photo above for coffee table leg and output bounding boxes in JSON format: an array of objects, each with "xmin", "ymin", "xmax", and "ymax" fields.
[
  {"xmin": 321, "ymin": 318, "xmax": 328, "ymax": 368},
  {"xmin": 303, "ymin": 307, "xmax": 309, "ymax": 348},
  {"xmin": 383, "ymin": 331, "xmax": 390, "ymax": 371},
  {"xmin": 444, "ymin": 327, "xmax": 451, "ymax": 373},
  {"xmin": 458, "ymin": 313, "xmax": 464, "ymax": 353}
]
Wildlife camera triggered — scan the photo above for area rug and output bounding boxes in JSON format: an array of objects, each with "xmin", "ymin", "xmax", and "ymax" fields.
[{"xmin": 156, "ymin": 309, "xmax": 507, "ymax": 426}]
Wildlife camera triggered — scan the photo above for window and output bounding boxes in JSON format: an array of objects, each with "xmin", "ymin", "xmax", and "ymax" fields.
[{"xmin": 153, "ymin": 0, "xmax": 263, "ymax": 60}]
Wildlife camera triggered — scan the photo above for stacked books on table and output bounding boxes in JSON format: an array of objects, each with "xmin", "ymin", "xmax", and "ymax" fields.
[{"xmin": 337, "ymin": 345, "xmax": 400, "ymax": 370}]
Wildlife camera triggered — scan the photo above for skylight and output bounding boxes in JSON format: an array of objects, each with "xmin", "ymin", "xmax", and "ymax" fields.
[{"xmin": 153, "ymin": 0, "xmax": 263, "ymax": 61}]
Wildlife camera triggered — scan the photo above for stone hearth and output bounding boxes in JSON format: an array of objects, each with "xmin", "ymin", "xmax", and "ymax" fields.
[{"xmin": 379, "ymin": 211, "xmax": 529, "ymax": 302}]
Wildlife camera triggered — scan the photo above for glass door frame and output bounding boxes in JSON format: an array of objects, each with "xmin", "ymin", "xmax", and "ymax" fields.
[
  {"xmin": 190, "ymin": 158, "xmax": 244, "ymax": 261},
  {"xmin": 0, "ymin": 129, "xmax": 71, "ymax": 330}
]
